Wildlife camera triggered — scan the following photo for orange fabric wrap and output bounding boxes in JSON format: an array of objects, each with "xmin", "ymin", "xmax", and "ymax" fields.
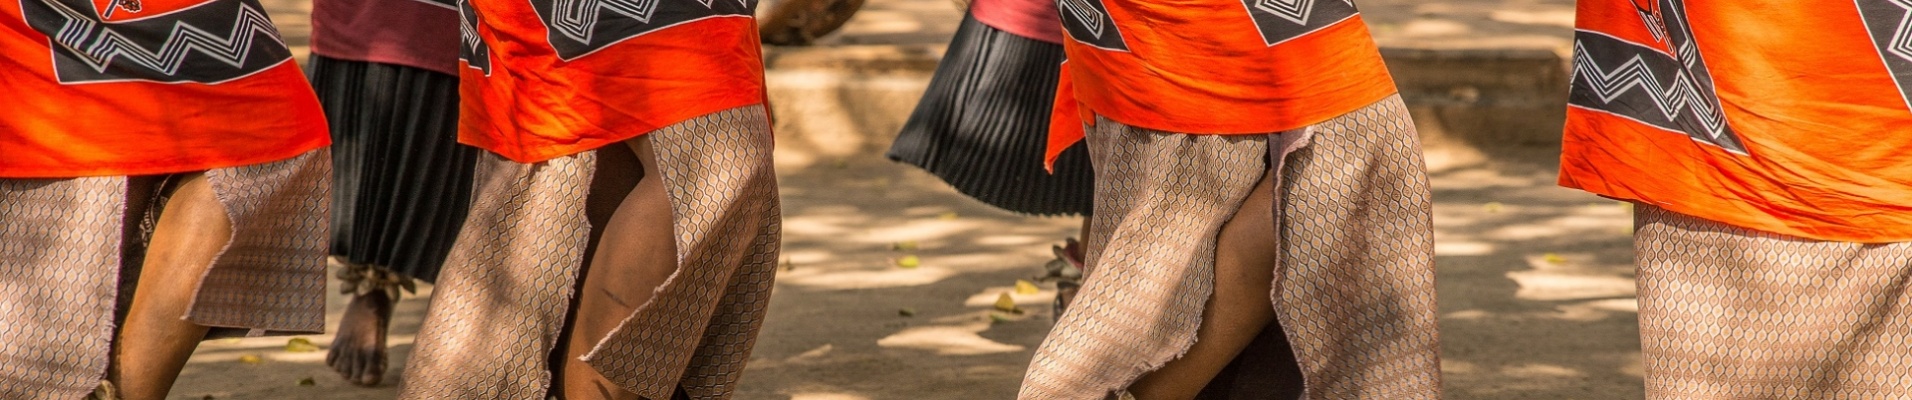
[
  {"xmin": 458, "ymin": 13, "xmax": 768, "ymax": 163},
  {"xmin": 1561, "ymin": 0, "xmax": 1912, "ymax": 242},
  {"xmin": 0, "ymin": 0, "xmax": 329, "ymax": 178},
  {"xmin": 1044, "ymin": 3, "xmax": 1396, "ymax": 167}
]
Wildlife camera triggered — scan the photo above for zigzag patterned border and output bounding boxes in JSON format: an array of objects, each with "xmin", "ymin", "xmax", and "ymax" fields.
[
  {"xmin": 30, "ymin": 0, "xmax": 291, "ymax": 83},
  {"xmin": 1057, "ymin": 0, "xmax": 1126, "ymax": 51},
  {"xmin": 1568, "ymin": 0, "xmax": 1744, "ymax": 155},
  {"xmin": 549, "ymin": 0, "xmax": 664, "ymax": 43},
  {"xmin": 528, "ymin": 0, "xmax": 753, "ymax": 60},
  {"xmin": 1856, "ymin": 0, "xmax": 1912, "ymax": 113},
  {"xmin": 458, "ymin": 0, "xmax": 492, "ymax": 74}
]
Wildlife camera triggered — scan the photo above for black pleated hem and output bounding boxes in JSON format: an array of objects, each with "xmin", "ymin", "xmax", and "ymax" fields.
[
  {"xmin": 308, "ymin": 55, "xmax": 475, "ymax": 283},
  {"xmin": 886, "ymin": 14, "xmax": 1094, "ymax": 217}
]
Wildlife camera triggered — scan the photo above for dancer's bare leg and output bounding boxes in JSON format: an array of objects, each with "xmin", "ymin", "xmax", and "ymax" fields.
[
  {"xmin": 561, "ymin": 137, "xmax": 677, "ymax": 400},
  {"xmin": 110, "ymin": 173, "xmax": 228, "ymax": 400},
  {"xmin": 1126, "ymin": 170, "xmax": 1278, "ymax": 400}
]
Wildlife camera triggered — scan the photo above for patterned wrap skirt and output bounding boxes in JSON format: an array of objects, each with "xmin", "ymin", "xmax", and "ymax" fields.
[
  {"xmin": 309, "ymin": 55, "xmax": 475, "ymax": 283},
  {"xmin": 398, "ymin": 106, "xmax": 781, "ymax": 400},
  {"xmin": 0, "ymin": 149, "xmax": 332, "ymax": 400},
  {"xmin": 1634, "ymin": 205, "xmax": 1912, "ymax": 398},
  {"xmin": 1019, "ymin": 96, "xmax": 1444, "ymax": 399},
  {"xmin": 886, "ymin": 13, "xmax": 1094, "ymax": 217}
]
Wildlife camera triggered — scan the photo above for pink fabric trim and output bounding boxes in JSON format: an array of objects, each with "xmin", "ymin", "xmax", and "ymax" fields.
[{"xmin": 969, "ymin": 0, "xmax": 1062, "ymax": 44}]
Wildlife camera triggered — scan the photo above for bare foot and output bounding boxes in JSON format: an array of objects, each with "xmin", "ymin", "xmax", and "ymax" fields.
[{"xmin": 325, "ymin": 290, "xmax": 394, "ymax": 386}]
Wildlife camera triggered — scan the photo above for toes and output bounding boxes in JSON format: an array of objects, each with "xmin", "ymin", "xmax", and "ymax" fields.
[
  {"xmin": 338, "ymin": 346, "xmax": 361, "ymax": 379},
  {"xmin": 358, "ymin": 358, "xmax": 385, "ymax": 386}
]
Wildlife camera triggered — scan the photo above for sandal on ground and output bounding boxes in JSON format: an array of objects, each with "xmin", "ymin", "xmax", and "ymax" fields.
[{"xmin": 1036, "ymin": 238, "xmax": 1086, "ymax": 322}]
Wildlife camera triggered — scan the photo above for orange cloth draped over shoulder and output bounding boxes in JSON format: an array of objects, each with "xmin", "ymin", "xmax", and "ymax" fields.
[
  {"xmin": 0, "ymin": 0, "xmax": 329, "ymax": 178},
  {"xmin": 1560, "ymin": 0, "xmax": 1912, "ymax": 242},
  {"xmin": 1043, "ymin": 0, "xmax": 1398, "ymax": 166},
  {"xmin": 456, "ymin": 0, "xmax": 768, "ymax": 163}
]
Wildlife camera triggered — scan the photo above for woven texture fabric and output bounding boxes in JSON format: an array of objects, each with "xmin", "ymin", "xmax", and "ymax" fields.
[
  {"xmin": 1020, "ymin": 96, "xmax": 1440, "ymax": 399},
  {"xmin": 0, "ymin": 177, "xmax": 125, "ymax": 400},
  {"xmin": 0, "ymin": 149, "xmax": 330, "ymax": 400},
  {"xmin": 400, "ymin": 106, "xmax": 780, "ymax": 400},
  {"xmin": 192, "ymin": 149, "xmax": 333, "ymax": 332},
  {"xmin": 887, "ymin": 14, "xmax": 1092, "ymax": 217},
  {"xmin": 1635, "ymin": 204, "xmax": 1912, "ymax": 399},
  {"xmin": 311, "ymin": 55, "xmax": 475, "ymax": 283},
  {"xmin": 1266, "ymin": 96, "xmax": 1440, "ymax": 399},
  {"xmin": 396, "ymin": 147, "xmax": 594, "ymax": 400}
]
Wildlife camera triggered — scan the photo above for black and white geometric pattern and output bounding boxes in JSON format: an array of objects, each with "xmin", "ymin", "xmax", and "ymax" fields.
[
  {"xmin": 458, "ymin": 0, "xmax": 492, "ymax": 74},
  {"xmin": 1857, "ymin": 0, "xmax": 1912, "ymax": 112},
  {"xmin": 528, "ymin": 0, "xmax": 754, "ymax": 60},
  {"xmin": 1568, "ymin": 0, "xmax": 1746, "ymax": 155},
  {"xmin": 21, "ymin": 0, "xmax": 293, "ymax": 84},
  {"xmin": 1057, "ymin": 0, "xmax": 1126, "ymax": 51},
  {"xmin": 1240, "ymin": 0, "xmax": 1358, "ymax": 46}
]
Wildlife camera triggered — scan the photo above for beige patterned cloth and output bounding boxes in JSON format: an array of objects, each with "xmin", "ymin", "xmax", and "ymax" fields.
[
  {"xmin": 0, "ymin": 149, "xmax": 331, "ymax": 400},
  {"xmin": 400, "ymin": 106, "xmax": 781, "ymax": 400},
  {"xmin": 1020, "ymin": 96, "xmax": 1442, "ymax": 399},
  {"xmin": 1635, "ymin": 204, "xmax": 1912, "ymax": 399}
]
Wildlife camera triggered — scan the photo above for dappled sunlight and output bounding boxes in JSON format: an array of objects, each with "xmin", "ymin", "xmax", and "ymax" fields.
[
  {"xmin": 878, "ymin": 322, "xmax": 1027, "ymax": 355},
  {"xmin": 1490, "ymin": 9, "xmax": 1576, "ymax": 28},
  {"xmin": 1400, "ymin": 19, "xmax": 1473, "ymax": 37},
  {"xmin": 1551, "ymin": 298, "xmax": 1639, "ymax": 322},
  {"xmin": 860, "ymin": 219, "xmax": 997, "ymax": 243},
  {"xmin": 1507, "ymin": 254, "xmax": 1635, "ymax": 302},
  {"xmin": 1501, "ymin": 363, "xmax": 1587, "ymax": 378},
  {"xmin": 779, "ymin": 265, "xmax": 960, "ymax": 290},
  {"xmin": 837, "ymin": 10, "xmax": 927, "ymax": 35},
  {"xmin": 1427, "ymin": 146, "xmax": 1644, "ymax": 399},
  {"xmin": 962, "ymin": 286, "xmax": 1056, "ymax": 308},
  {"xmin": 1435, "ymin": 240, "xmax": 1496, "ymax": 256},
  {"xmin": 789, "ymin": 392, "xmax": 875, "ymax": 400}
]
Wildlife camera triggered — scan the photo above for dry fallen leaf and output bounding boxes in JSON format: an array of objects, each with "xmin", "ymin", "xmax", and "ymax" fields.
[
  {"xmin": 237, "ymin": 354, "xmax": 263, "ymax": 364},
  {"xmin": 1542, "ymin": 253, "xmax": 1566, "ymax": 264},
  {"xmin": 988, "ymin": 311, "xmax": 1014, "ymax": 324},
  {"xmin": 894, "ymin": 255, "xmax": 921, "ymax": 269},
  {"xmin": 1014, "ymin": 280, "xmax": 1040, "ymax": 295},
  {"xmin": 284, "ymin": 337, "xmax": 320, "ymax": 353},
  {"xmin": 898, "ymin": 308, "xmax": 917, "ymax": 317},
  {"xmin": 993, "ymin": 292, "xmax": 1022, "ymax": 314}
]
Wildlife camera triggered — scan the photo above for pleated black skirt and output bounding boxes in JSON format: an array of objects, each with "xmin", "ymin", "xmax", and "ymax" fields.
[
  {"xmin": 887, "ymin": 14, "xmax": 1094, "ymax": 217},
  {"xmin": 307, "ymin": 55, "xmax": 475, "ymax": 283}
]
